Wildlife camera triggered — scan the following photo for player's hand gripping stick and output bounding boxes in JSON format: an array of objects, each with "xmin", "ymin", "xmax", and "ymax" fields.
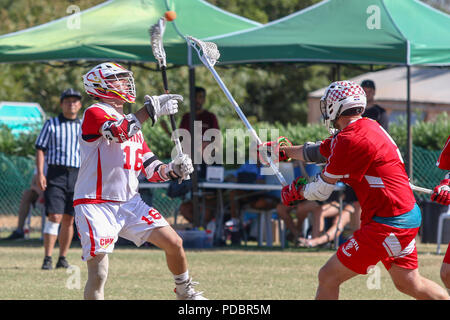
[{"xmin": 150, "ymin": 15, "xmax": 189, "ymax": 182}]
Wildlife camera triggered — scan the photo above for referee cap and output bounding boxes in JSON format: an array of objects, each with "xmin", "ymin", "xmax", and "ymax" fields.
[{"xmin": 60, "ymin": 88, "xmax": 82, "ymax": 102}]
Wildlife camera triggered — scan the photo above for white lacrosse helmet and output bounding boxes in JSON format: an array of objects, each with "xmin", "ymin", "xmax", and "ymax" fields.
[
  {"xmin": 82, "ymin": 62, "xmax": 136, "ymax": 103},
  {"xmin": 320, "ymin": 80, "xmax": 366, "ymax": 133}
]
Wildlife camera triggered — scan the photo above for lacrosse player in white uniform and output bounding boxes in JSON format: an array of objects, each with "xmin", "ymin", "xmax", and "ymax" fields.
[{"xmin": 74, "ymin": 62, "xmax": 206, "ymax": 300}]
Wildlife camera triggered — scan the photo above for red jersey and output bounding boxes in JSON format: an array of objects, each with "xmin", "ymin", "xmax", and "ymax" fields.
[
  {"xmin": 436, "ymin": 135, "xmax": 450, "ymax": 170},
  {"xmin": 320, "ymin": 118, "xmax": 416, "ymax": 226}
]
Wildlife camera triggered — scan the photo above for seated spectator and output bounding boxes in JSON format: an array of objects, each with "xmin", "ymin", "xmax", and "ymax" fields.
[
  {"xmin": 297, "ymin": 185, "xmax": 361, "ymax": 248},
  {"xmin": 274, "ymin": 162, "xmax": 323, "ymax": 246},
  {"xmin": 228, "ymin": 160, "xmax": 279, "ymax": 221},
  {"xmin": 2, "ymin": 167, "xmax": 45, "ymax": 240},
  {"xmin": 276, "ymin": 200, "xmax": 320, "ymax": 246},
  {"xmin": 225, "ymin": 159, "xmax": 280, "ymax": 244},
  {"xmin": 171, "ymin": 166, "xmax": 220, "ymax": 227},
  {"xmin": 178, "ymin": 192, "xmax": 216, "ymax": 227}
]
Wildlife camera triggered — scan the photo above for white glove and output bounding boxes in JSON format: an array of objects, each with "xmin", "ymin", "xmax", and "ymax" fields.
[
  {"xmin": 144, "ymin": 94, "xmax": 183, "ymax": 126},
  {"xmin": 164, "ymin": 153, "xmax": 193, "ymax": 182}
]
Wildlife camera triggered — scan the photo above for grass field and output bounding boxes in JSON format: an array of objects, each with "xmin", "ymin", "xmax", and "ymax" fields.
[{"xmin": 0, "ymin": 231, "xmax": 447, "ymax": 300}]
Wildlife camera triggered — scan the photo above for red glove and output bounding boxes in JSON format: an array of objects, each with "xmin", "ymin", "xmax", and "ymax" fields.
[
  {"xmin": 281, "ymin": 176, "xmax": 308, "ymax": 207},
  {"xmin": 431, "ymin": 179, "xmax": 450, "ymax": 206},
  {"xmin": 257, "ymin": 136, "xmax": 292, "ymax": 165}
]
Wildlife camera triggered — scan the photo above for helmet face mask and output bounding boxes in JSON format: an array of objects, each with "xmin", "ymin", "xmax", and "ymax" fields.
[
  {"xmin": 320, "ymin": 80, "xmax": 366, "ymax": 134},
  {"xmin": 320, "ymin": 96, "xmax": 333, "ymax": 134},
  {"xmin": 103, "ymin": 72, "xmax": 136, "ymax": 102},
  {"xmin": 83, "ymin": 62, "xmax": 136, "ymax": 103}
]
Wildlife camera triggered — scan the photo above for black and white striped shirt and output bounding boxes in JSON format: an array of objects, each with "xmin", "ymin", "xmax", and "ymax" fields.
[{"xmin": 35, "ymin": 114, "xmax": 81, "ymax": 168}]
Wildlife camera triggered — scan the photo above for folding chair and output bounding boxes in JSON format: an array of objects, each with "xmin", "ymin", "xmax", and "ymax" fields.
[
  {"xmin": 243, "ymin": 208, "xmax": 285, "ymax": 248},
  {"xmin": 242, "ymin": 162, "xmax": 296, "ymax": 248},
  {"xmin": 436, "ymin": 205, "xmax": 450, "ymax": 254}
]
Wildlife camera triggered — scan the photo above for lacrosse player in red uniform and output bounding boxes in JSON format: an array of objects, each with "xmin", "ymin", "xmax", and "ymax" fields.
[
  {"xmin": 271, "ymin": 80, "xmax": 449, "ymax": 300},
  {"xmin": 430, "ymin": 135, "xmax": 450, "ymax": 294},
  {"xmin": 74, "ymin": 62, "xmax": 206, "ymax": 300}
]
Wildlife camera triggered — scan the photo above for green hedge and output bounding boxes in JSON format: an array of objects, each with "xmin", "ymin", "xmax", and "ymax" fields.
[
  {"xmin": 1, "ymin": 112, "xmax": 448, "ymax": 159},
  {"xmin": 389, "ymin": 112, "xmax": 449, "ymax": 151},
  {"xmin": 140, "ymin": 113, "xmax": 449, "ymax": 160}
]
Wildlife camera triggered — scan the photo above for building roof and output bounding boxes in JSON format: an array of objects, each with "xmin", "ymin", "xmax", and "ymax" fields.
[{"xmin": 308, "ymin": 66, "xmax": 450, "ymax": 104}]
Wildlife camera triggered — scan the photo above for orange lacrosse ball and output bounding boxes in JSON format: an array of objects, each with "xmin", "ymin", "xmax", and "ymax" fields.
[{"xmin": 165, "ymin": 11, "xmax": 176, "ymax": 21}]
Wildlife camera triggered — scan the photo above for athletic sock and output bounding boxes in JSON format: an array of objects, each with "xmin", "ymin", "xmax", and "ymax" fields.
[{"xmin": 174, "ymin": 270, "xmax": 189, "ymax": 285}]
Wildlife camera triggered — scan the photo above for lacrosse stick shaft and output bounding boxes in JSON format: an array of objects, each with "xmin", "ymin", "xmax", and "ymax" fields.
[
  {"xmin": 410, "ymin": 183, "xmax": 432, "ymax": 195},
  {"xmin": 160, "ymin": 66, "xmax": 183, "ymax": 155},
  {"xmin": 150, "ymin": 19, "xmax": 188, "ymax": 182},
  {"xmin": 205, "ymin": 65, "xmax": 287, "ymax": 186}
]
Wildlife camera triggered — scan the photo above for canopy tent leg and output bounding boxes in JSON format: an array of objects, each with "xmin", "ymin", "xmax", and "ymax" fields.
[
  {"xmin": 406, "ymin": 65, "xmax": 413, "ymax": 178},
  {"xmin": 189, "ymin": 65, "xmax": 200, "ymax": 228}
]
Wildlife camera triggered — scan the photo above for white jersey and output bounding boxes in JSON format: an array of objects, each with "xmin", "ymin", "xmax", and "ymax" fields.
[{"xmin": 74, "ymin": 102, "xmax": 166, "ymax": 205}]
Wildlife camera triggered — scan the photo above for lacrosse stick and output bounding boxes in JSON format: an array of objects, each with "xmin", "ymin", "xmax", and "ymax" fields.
[
  {"xmin": 150, "ymin": 17, "xmax": 188, "ymax": 180},
  {"xmin": 186, "ymin": 36, "xmax": 287, "ymax": 186},
  {"xmin": 410, "ymin": 183, "xmax": 432, "ymax": 195}
]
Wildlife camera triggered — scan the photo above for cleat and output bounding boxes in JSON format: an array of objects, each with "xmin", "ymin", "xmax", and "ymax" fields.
[
  {"xmin": 2, "ymin": 230, "xmax": 24, "ymax": 240},
  {"xmin": 41, "ymin": 256, "xmax": 53, "ymax": 270},
  {"xmin": 175, "ymin": 278, "xmax": 208, "ymax": 300},
  {"xmin": 55, "ymin": 256, "xmax": 70, "ymax": 269}
]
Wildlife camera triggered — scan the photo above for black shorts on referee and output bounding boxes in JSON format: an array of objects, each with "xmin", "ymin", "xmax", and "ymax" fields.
[{"xmin": 44, "ymin": 165, "xmax": 79, "ymax": 216}]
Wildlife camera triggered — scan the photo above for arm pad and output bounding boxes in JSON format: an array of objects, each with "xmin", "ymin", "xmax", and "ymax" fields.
[
  {"xmin": 303, "ymin": 142, "xmax": 327, "ymax": 164},
  {"xmin": 101, "ymin": 114, "xmax": 142, "ymax": 143},
  {"xmin": 303, "ymin": 174, "xmax": 335, "ymax": 201}
]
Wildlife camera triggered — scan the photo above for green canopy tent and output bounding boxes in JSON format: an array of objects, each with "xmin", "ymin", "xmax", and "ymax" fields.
[
  {"xmin": 0, "ymin": 0, "xmax": 261, "ymax": 65},
  {"xmin": 207, "ymin": 0, "xmax": 450, "ymax": 178},
  {"xmin": 208, "ymin": 0, "xmax": 450, "ymax": 66},
  {"xmin": 0, "ymin": 0, "xmax": 261, "ymax": 227}
]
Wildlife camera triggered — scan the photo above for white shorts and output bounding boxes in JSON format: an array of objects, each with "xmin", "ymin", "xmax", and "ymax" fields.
[{"xmin": 74, "ymin": 194, "xmax": 169, "ymax": 261}]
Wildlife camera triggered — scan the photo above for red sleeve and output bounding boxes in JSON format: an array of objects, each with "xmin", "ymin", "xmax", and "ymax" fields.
[
  {"xmin": 437, "ymin": 135, "xmax": 450, "ymax": 170},
  {"xmin": 141, "ymin": 140, "xmax": 167, "ymax": 182},
  {"xmin": 81, "ymin": 107, "xmax": 114, "ymax": 142},
  {"xmin": 319, "ymin": 136, "xmax": 333, "ymax": 158},
  {"xmin": 324, "ymin": 134, "xmax": 375, "ymax": 181}
]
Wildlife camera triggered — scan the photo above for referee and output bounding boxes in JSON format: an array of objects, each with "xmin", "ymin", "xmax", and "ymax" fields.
[{"xmin": 36, "ymin": 88, "xmax": 82, "ymax": 270}]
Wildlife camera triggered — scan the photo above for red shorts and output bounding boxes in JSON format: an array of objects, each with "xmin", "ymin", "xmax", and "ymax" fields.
[
  {"xmin": 336, "ymin": 221, "xmax": 419, "ymax": 274},
  {"xmin": 444, "ymin": 242, "xmax": 450, "ymax": 264}
]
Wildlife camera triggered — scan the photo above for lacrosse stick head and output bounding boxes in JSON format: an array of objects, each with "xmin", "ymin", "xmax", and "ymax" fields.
[
  {"xmin": 149, "ymin": 18, "xmax": 167, "ymax": 68},
  {"xmin": 186, "ymin": 36, "xmax": 220, "ymax": 67}
]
